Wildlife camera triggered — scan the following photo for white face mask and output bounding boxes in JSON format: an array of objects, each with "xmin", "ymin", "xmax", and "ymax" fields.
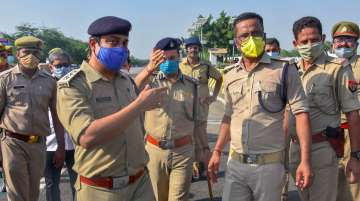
[
  {"xmin": 334, "ymin": 47, "xmax": 355, "ymax": 58},
  {"xmin": 266, "ymin": 51, "xmax": 280, "ymax": 58}
]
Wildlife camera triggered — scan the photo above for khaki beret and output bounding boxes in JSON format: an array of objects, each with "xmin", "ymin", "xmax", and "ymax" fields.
[
  {"xmin": 5, "ymin": 46, "xmax": 13, "ymax": 51},
  {"xmin": 15, "ymin": 36, "xmax": 43, "ymax": 49},
  {"xmin": 48, "ymin": 48, "xmax": 63, "ymax": 55},
  {"xmin": 332, "ymin": 21, "xmax": 359, "ymax": 39},
  {"xmin": 0, "ymin": 43, "xmax": 5, "ymax": 52}
]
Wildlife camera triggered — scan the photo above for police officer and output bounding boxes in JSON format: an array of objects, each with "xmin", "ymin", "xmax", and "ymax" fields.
[
  {"xmin": 0, "ymin": 36, "xmax": 65, "ymax": 201},
  {"xmin": 0, "ymin": 43, "xmax": 11, "ymax": 72},
  {"xmin": 179, "ymin": 36, "xmax": 223, "ymax": 180},
  {"xmin": 331, "ymin": 21, "xmax": 360, "ymax": 201},
  {"xmin": 207, "ymin": 12, "xmax": 312, "ymax": 201},
  {"xmin": 287, "ymin": 16, "xmax": 360, "ymax": 201},
  {"xmin": 45, "ymin": 48, "xmax": 77, "ymax": 201},
  {"xmin": 139, "ymin": 37, "xmax": 199, "ymax": 201},
  {"xmin": 265, "ymin": 37, "xmax": 281, "ymax": 58},
  {"xmin": 5, "ymin": 45, "xmax": 15, "ymax": 66},
  {"xmin": 56, "ymin": 16, "xmax": 166, "ymax": 201}
]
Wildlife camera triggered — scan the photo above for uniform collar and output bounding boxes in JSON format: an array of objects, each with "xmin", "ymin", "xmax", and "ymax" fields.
[
  {"xmin": 13, "ymin": 64, "xmax": 45, "ymax": 78},
  {"xmin": 181, "ymin": 57, "xmax": 206, "ymax": 68},
  {"xmin": 80, "ymin": 61, "xmax": 125, "ymax": 83},
  {"xmin": 157, "ymin": 70, "xmax": 185, "ymax": 84},
  {"xmin": 238, "ymin": 53, "xmax": 271, "ymax": 71},
  {"xmin": 297, "ymin": 51, "xmax": 327, "ymax": 71}
]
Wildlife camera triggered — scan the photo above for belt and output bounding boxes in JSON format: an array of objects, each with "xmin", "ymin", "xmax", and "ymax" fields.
[
  {"xmin": 4, "ymin": 130, "xmax": 41, "ymax": 143},
  {"xmin": 230, "ymin": 150, "xmax": 284, "ymax": 165},
  {"xmin": 340, "ymin": 122, "xmax": 349, "ymax": 129},
  {"xmin": 80, "ymin": 169, "xmax": 144, "ymax": 189},
  {"xmin": 146, "ymin": 134, "xmax": 192, "ymax": 149},
  {"xmin": 291, "ymin": 131, "xmax": 327, "ymax": 144}
]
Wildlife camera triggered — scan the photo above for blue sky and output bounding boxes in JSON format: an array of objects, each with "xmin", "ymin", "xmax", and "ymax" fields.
[{"xmin": 1, "ymin": 0, "xmax": 359, "ymax": 59}]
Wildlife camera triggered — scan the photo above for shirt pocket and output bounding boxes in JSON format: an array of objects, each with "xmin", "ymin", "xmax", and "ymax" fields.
[
  {"xmin": 227, "ymin": 83, "xmax": 246, "ymax": 114},
  {"xmin": 308, "ymin": 83, "xmax": 338, "ymax": 114},
  {"xmin": 258, "ymin": 81, "xmax": 283, "ymax": 111},
  {"xmin": 34, "ymin": 85, "xmax": 53, "ymax": 108},
  {"xmin": 7, "ymin": 86, "xmax": 28, "ymax": 106},
  {"xmin": 92, "ymin": 96, "xmax": 118, "ymax": 118},
  {"xmin": 196, "ymin": 68, "xmax": 209, "ymax": 84}
]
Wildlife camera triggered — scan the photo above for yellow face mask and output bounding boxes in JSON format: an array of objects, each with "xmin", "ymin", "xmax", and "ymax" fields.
[{"xmin": 240, "ymin": 36, "xmax": 265, "ymax": 58}]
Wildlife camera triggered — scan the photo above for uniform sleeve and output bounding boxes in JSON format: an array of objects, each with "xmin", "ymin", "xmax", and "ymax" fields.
[
  {"xmin": 286, "ymin": 64, "xmax": 309, "ymax": 114},
  {"xmin": 209, "ymin": 65, "xmax": 222, "ymax": 80},
  {"xmin": 224, "ymin": 75, "xmax": 233, "ymax": 116},
  {"xmin": 56, "ymin": 84, "xmax": 94, "ymax": 145},
  {"xmin": 337, "ymin": 66, "xmax": 360, "ymax": 113}
]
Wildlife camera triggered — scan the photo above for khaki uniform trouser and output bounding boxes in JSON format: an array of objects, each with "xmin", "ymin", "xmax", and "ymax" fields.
[
  {"xmin": 337, "ymin": 130, "xmax": 360, "ymax": 201},
  {"xmin": 290, "ymin": 141, "xmax": 338, "ymax": 201},
  {"xmin": 193, "ymin": 120, "xmax": 208, "ymax": 161},
  {"xmin": 76, "ymin": 169, "xmax": 155, "ymax": 201},
  {"xmin": 145, "ymin": 143, "xmax": 193, "ymax": 201},
  {"xmin": 1, "ymin": 134, "xmax": 46, "ymax": 201},
  {"xmin": 222, "ymin": 157, "xmax": 286, "ymax": 201}
]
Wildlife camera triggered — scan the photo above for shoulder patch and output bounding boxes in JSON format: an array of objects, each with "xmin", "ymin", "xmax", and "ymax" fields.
[
  {"xmin": 348, "ymin": 80, "xmax": 358, "ymax": 93},
  {"xmin": 57, "ymin": 69, "xmax": 81, "ymax": 88}
]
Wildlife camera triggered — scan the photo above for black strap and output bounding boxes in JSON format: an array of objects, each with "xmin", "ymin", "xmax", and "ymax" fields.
[{"xmin": 193, "ymin": 82, "xmax": 198, "ymax": 121}]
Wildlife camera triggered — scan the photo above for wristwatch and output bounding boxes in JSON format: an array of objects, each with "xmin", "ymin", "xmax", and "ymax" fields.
[{"xmin": 351, "ymin": 151, "xmax": 360, "ymax": 160}]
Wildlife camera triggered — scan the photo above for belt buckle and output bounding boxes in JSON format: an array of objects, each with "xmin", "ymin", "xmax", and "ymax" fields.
[
  {"xmin": 112, "ymin": 176, "xmax": 129, "ymax": 189},
  {"xmin": 244, "ymin": 154, "xmax": 257, "ymax": 164},
  {"xmin": 159, "ymin": 139, "xmax": 175, "ymax": 149},
  {"xmin": 27, "ymin": 136, "xmax": 39, "ymax": 144}
]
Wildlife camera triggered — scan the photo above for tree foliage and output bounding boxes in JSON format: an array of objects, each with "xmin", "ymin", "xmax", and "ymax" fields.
[{"xmin": 3, "ymin": 23, "xmax": 147, "ymax": 66}]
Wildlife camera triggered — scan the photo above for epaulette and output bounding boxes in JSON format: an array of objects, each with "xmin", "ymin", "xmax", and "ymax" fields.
[
  {"xmin": 223, "ymin": 63, "xmax": 238, "ymax": 74},
  {"xmin": 0, "ymin": 68, "xmax": 13, "ymax": 78},
  {"xmin": 57, "ymin": 69, "xmax": 81, "ymax": 88},
  {"xmin": 39, "ymin": 68, "xmax": 54, "ymax": 78},
  {"xmin": 271, "ymin": 57, "xmax": 297, "ymax": 65},
  {"xmin": 326, "ymin": 55, "xmax": 349, "ymax": 66}
]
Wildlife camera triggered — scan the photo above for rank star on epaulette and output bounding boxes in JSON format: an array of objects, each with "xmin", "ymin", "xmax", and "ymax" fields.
[{"xmin": 348, "ymin": 80, "xmax": 358, "ymax": 93}]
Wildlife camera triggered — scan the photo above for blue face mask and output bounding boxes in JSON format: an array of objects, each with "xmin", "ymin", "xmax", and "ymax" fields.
[
  {"xmin": 266, "ymin": 51, "xmax": 280, "ymax": 58},
  {"xmin": 7, "ymin": 56, "xmax": 15, "ymax": 65},
  {"xmin": 159, "ymin": 60, "xmax": 179, "ymax": 75},
  {"xmin": 96, "ymin": 47, "xmax": 128, "ymax": 72},
  {"xmin": 334, "ymin": 47, "xmax": 355, "ymax": 59},
  {"xmin": 53, "ymin": 66, "xmax": 72, "ymax": 79}
]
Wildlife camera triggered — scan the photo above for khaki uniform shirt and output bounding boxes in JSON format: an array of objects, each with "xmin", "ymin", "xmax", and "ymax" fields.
[
  {"xmin": 0, "ymin": 65, "xmax": 56, "ymax": 136},
  {"xmin": 179, "ymin": 58, "xmax": 222, "ymax": 121},
  {"xmin": 341, "ymin": 54, "xmax": 360, "ymax": 123},
  {"xmin": 145, "ymin": 72, "xmax": 196, "ymax": 141},
  {"xmin": 224, "ymin": 54, "xmax": 308, "ymax": 154},
  {"xmin": 288, "ymin": 53, "xmax": 360, "ymax": 136},
  {"xmin": 56, "ymin": 61, "xmax": 146, "ymax": 178}
]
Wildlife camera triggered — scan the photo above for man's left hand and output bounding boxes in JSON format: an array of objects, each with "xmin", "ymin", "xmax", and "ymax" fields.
[
  {"xmin": 346, "ymin": 157, "xmax": 360, "ymax": 183},
  {"xmin": 295, "ymin": 160, "xmax": 312, "ymax": 191},
  {"xmin": 53, "ymin": 147, "xmax": 65, "ymax": 169}
]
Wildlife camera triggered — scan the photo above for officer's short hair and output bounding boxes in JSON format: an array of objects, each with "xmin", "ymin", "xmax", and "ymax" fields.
[
  {"xmin": 266, "ymin": 38, "xmax": 280, "ymax": 48},
  {"xmin": 293, "ymin": 16, "xmax": 322, "ymax": 40},
  {"xmin": 233, "ymin": 12, "xmax": 264, "ymax": 31},
  {"xmin": 48, "ymin": 50, "xmax": 71, "ymax": 64}
]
